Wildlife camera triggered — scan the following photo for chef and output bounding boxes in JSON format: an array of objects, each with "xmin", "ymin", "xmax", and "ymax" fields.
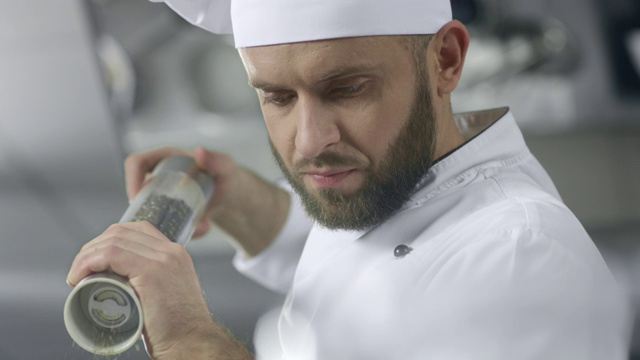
[{"xmin": 67, "ymin": 0, "xmax": 631, "ymax": 359}]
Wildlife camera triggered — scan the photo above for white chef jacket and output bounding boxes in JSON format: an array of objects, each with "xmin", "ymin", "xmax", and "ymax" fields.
[{"xmin": 234, "ymin": 108, "xmax": 631, "ymax": 359}]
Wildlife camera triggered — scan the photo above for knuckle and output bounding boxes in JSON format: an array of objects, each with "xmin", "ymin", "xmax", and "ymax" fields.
[
  {"xmin": 79, "ymin": 241, "xmax": 92, "ymax": 252},
  {"xmin": 166, "ymin": 242, "xmax": 183, "ymax": 257},
  {"xmin": 105, "ymin": 223, "xmax": 129, "ymax": 237},
  {"xmin": 101, "ymin": 243, "xmax": 123, "ymax": 259},
  {"xmin": 73, "ymin": 251, "xmax": 89, "ymax": 268}
]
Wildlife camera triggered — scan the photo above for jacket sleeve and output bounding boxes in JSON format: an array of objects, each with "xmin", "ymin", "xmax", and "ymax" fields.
[{"xmin": 233, "ymin": 181, "xmax": 313, "ymax": 293}]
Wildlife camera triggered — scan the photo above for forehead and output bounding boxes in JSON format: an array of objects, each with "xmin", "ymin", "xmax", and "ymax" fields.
[{"xmin": 238, "ymin": 36, "xmax": 412, "ymax": 85}]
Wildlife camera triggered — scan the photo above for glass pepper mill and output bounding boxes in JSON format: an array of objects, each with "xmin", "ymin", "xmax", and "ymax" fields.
[{"xmin": 64, "ymin": 155, "xmax": 213, "ymax": 355}]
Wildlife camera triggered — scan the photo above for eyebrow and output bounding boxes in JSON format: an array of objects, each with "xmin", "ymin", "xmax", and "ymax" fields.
[
  {"xmin": 248, "ymin": 81, "xmax": 282, "ymax": 92},
  {"xmin": 317, "ymin": 65, "xmax": 377, "ymax": 83},
  {"xmin": 248, "ymin": 65, "xmax": 378, "ymax": 91}
]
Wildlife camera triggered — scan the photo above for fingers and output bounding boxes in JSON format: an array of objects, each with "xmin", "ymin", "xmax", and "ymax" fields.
[
  {"xmin": 192, "ymin": 219, "xmax": 211, "ymax": 239},
  {"xmin": 67, "ymin": 222, "xmax": 184, "ymax": 286},
  {"xmin": 125, "ymin": 146, "xmax": 235, "ymax": 202},
  {"xmin": 192, "ymin": 146, "xmax": 239, "ymax": 216},
  {"xmin": 123, "ymin": 146, "xmax": 239, "ymax": 240},
  {"xmin": 124, "ymin": 147, "xmax": 190, "ymax": 201},
  {"xmin": 193, "ymin": 146, "xmax": 232, "ymax": 177},
  {"xmin": 66, "ymin": 221, "xmax": 216, "ymax": 357}
]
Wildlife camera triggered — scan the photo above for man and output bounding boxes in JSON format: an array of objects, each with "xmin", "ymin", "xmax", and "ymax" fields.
[{"xmin": 67, "ymin": 0, "xmax": 630, "ymax": 359}]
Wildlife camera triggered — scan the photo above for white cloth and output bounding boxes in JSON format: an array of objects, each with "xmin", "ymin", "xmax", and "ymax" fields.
[
  {"xmin": 150, "ymin": 0, "xmax": 452, "ymax": 47},
  {"xmin": 235, "ymin": 108, "xmax": 631, "ymax": 359}
]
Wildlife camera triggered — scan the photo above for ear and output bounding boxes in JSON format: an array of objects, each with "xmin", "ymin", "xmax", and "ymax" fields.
[{"xmin": 432, "ymin": 20, "xmax": 470, "ymax": 96}]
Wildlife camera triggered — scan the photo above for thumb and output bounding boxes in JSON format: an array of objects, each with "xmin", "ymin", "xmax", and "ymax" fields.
[
  {"xmin": 193, "ymin": 146, "xmax": 218, "ymax": 176},
  {"xmin": 192, "ymin": 219, "xmax": 211, "ymax": 239},
  {"xmin": 192, "ymin": 146, "xmax": 236, "ymax": 181}
]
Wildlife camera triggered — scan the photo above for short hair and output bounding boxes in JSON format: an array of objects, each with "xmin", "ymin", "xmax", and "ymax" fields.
[{"xmin": 401, "ymin": 35, "xmax": 433, "ymax": 77}]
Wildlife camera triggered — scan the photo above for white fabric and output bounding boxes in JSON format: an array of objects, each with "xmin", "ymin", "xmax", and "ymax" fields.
[
  {"xmin": 235, "ymin": 108, "xmax": 631, "ymax": 359},
  {"xmin": 150, "ymin": 0, "xmax": 452, "ymax": 47}
]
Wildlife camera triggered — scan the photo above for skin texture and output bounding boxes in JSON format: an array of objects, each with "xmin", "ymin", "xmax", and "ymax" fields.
[{"xmin": 66, "ymin": 20, "xmax": 470, "ymax": 359}]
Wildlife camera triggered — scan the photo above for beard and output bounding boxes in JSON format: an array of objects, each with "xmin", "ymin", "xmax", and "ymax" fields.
[{"xmin": 270, "ymin": 71, "xmax": 437, "ymax": 231}]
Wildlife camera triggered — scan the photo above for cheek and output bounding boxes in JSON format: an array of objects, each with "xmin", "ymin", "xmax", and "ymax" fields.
[
  {"xmin": 264, "ymin": 114, "xmax": 296, "ymax": 163},
  {"xmin": 344, "ymin": 102, "xmax": 409, "ymax": 163}
]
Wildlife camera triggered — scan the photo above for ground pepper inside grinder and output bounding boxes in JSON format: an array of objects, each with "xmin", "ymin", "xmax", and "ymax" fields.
[
  {"xmin": 64, "ymin": 156, "xmax": 214, "ymax": 356},
  {"xmin": 121, "ymin": 155, "xmax": 214, "ymax": 244}
]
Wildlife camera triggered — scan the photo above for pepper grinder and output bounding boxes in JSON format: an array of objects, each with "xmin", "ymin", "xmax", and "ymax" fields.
[{"xmin": 64, "ymin": 155, "xmax": 213, "ymax": 355}]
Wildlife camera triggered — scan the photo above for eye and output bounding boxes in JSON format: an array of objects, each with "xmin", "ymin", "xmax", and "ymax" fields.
[
  {"xmin": 262, "ymin": 92, "xmax": 296, "ymax": 106},
  {"xmin": 337, "ymin": 85, "xmax": 360, "ymax": 95},
  {"xmin": 331, "ymin": 82, "xmax": 367, "ymax": 97}
]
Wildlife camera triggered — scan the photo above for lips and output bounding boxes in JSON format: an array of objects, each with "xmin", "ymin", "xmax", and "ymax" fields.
[{"xmin": 303, "ymin": 168, "xmax": 357, "ymax": 188}]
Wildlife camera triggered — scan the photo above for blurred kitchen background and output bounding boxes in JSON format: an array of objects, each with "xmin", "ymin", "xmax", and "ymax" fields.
[{"xmin": 0, "ymin": 0, "xmax": 639, "ymax": 358}]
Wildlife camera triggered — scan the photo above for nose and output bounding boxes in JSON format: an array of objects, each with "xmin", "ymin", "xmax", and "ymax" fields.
[{"xmin": 294, "ymin": 96, "xmax": 340, "ymax": 159}]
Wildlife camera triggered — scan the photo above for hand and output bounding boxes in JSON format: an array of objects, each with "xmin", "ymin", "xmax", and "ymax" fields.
[
  {"xmin": 66, "ymin": 221, "xmax": 252, "ymax": 359},
  {"xmin": 125, "ymin": 146, "xmax": 291, "ymax": 257},
  {"xmin": 124, "ymin": 146, "xmax": 239, "ymax": 238}
]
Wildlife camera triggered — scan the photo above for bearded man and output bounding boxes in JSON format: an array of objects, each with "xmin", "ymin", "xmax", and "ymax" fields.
[{"xmin": 67, "ymin": 0, "xmax": 630, "ymax": 359}]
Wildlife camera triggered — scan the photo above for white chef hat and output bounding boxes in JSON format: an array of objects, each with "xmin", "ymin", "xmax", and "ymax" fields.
[{"xmin": 151, "ymin": 0, "xmax": 452, "ymax": 48}]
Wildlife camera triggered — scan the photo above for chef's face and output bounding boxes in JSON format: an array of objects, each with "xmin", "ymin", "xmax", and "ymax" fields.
[{"xmin": 240, "ymin": 36, "xmax": 437, "ymax": 230}]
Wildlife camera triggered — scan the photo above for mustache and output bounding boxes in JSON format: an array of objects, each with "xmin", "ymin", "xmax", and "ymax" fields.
[{"xmin": 293, "ymin": 152, "xmax": 362, "ymax": 173}]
